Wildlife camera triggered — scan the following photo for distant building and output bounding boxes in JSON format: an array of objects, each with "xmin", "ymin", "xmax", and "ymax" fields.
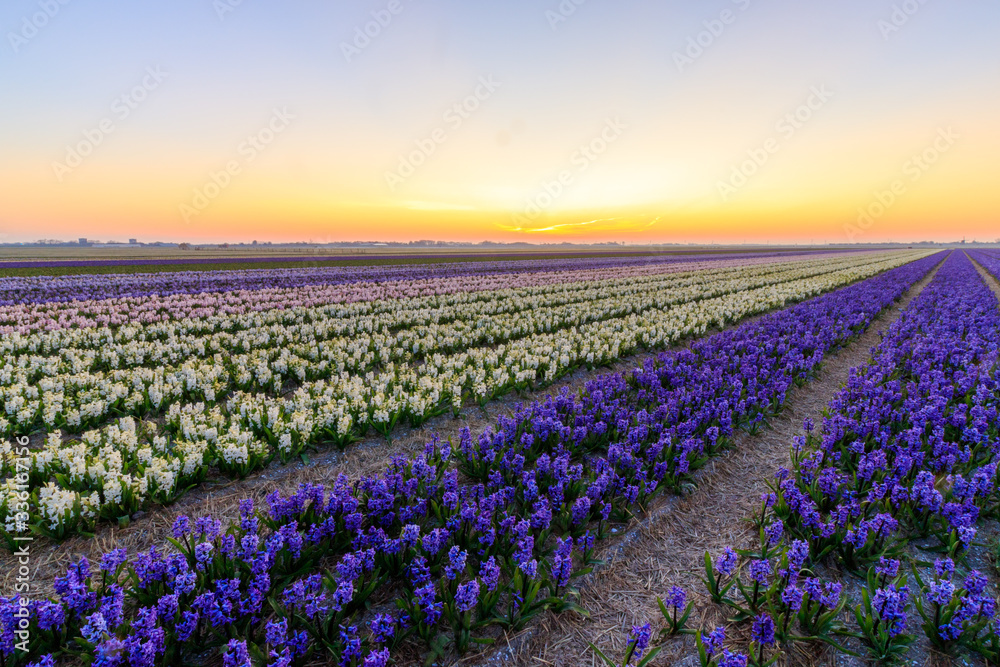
[
  {"xmin": 129, "ymin": 238, "xmax": 138, "ymax": 244},
  {"xmin": 78, "ymin": 237, "xmax": 89, "ymax": 246}
]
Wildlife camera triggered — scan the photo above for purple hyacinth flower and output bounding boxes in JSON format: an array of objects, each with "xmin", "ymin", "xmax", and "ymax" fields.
[
  {"xmin": 751, "ymin": 613, "xmax": 775, "ymax": 646},
  {"xmin": 455, "ymin": 580, "xmax": 480, "ymax": 613}
]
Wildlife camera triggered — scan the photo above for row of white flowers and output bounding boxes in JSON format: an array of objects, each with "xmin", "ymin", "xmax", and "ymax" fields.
[
  {"xmin": 1, "ymin": 251, "xmax": 932, "ymax": 539},
  {"xmin": 2, "ymin": 253, "xmax": 865, "ymax": 359},
  {"xmin": 0, "ymin": 253, "xmax": 803, "ymax": 334},
  {"xmin": 2, "ymin": 252, "xmax": 901, "ymax": 437}
]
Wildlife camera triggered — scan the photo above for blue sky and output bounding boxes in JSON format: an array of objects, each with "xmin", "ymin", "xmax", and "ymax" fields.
[{"xmin": 1, "ymin": 0, "xmax": 998, "ymax": 243}]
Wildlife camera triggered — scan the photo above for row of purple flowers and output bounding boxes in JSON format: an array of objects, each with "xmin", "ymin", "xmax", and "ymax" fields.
[
  {"xmin": 777, "ymin": 251, "xmax": 1000, "ymax": 569},
  {"xmin": 781, "ymin": 250, "xmax": 1000, "ymax": 660}
]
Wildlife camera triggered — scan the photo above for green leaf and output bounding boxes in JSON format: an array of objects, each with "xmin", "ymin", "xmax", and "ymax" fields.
[
  {"xmin": 470, "ymin": 637, "xmax": 496, "ymax": 645},
  {"xmin": 636, "ymin": 646, "xmax": 662, "ymax": 667},
  {"xmin": 588, "ymin": 643, "xmax": 618, "ymax": 667}
]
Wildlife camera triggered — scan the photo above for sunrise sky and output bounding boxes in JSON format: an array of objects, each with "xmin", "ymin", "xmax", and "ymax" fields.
[{"xmin": 1, "ymin": 1, "xmax": 998, "ymax": 244}]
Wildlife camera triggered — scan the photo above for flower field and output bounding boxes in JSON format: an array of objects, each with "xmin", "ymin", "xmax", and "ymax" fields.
[
  {"xmin": 4, "ymin": 0, "xmax": 993, "ymax": 662},
  {"xmin": 0, "ymin": 250, "xmax": 930, "ymax": 542},
  {"xmin": 0, "ymin": 250, "xmax": 840, "ymax": 306},
  {"xmin": 763, "ymin": 251, "xmax": 1000, "ymax": 662},
  {"xmin": 591, "ymin": 250, "xmax": 1000, "ymax": 666},
  {"xmin": 9, "ymin": 247, "xmax": 988, "ymax": 667}
]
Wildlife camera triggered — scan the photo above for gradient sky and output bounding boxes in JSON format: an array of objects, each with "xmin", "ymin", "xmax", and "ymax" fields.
[{"xmin": 1, "ymin": 0, "xmax": 998, "ymax": 244}]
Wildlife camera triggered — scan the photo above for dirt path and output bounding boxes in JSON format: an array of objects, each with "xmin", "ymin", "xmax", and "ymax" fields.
[{"xmin": 457, "ymin": 259, "xmax": 945, "ymax": 667}]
